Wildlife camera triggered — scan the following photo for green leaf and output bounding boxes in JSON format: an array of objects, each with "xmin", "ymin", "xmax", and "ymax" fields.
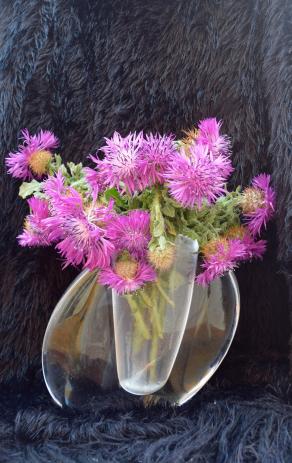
[
  {"xmin": 165, "ymin": 218, "xmax": 177, "ymax": 236},
  {"xmin": 59, "ymin": 164, "xmax": 69, "ymax": 176},
  {"xmin": 34, "ymin": 191, "xmax": 47, "ymax": 199},
  {"xmin": 70, "ymin": 178, "xmax": 89, "ymax": 192},
  {"xmin": 19, "ymin": 180, "xmax": 43, "ymax": 199},
  {"xmin": 67, "ymin": 162, "xmax": 83, "ymax": 178},
  {"xmin": 162, "ymin": 204, "xmax": 175, "ymax": 217},
  {"xmin": 104, "ymin": 188, "xmax": 126, "ymax": 207}
]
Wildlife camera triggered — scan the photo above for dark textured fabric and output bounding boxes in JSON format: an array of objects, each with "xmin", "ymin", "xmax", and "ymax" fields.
[
  {"xmin": 0, "ymin": 0, "xmax": 292, "ymax": 461},
  {"xmin": 1, "ymin": 362, "xmax": 292, "ymax": 463}
]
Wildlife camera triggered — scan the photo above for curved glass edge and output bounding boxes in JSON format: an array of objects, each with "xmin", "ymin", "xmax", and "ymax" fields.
[
  {"xmin": 42, "ymin": 269, "xmax": 97, "ymax": 408},
  {"xmin": 176, "ymin": 270, "xmax": 240, "ymax": 406}
]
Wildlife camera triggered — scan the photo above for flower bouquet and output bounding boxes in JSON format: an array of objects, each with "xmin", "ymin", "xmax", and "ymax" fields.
[{"xmin": 6, "ymin": 119, "xmax": 275, "ymax": 396}]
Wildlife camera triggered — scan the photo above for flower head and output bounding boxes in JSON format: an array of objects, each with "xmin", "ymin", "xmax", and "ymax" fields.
[
  {"xmin": 43, "ymin": 171, "xmax": 66, "ymax": 200},
  {"xmin": 6, "ymin": 129, "xmax": 59, "ymax": 179},
  {"xmin": 44, "ymin": 187, "xmax": 115, "ymax": 270},
  {"xmin": 197, "ymin": 238, "xmax": 246, "ymax": 286},
  {"xmin": 43, "ymin": 172, "xmax": 84, "ymax": 216},
  {"xmin": 241, "ymin": 174, "xmax": 275, "ymax": 236},
  {"xmin": 148, "ymin": 243, "xmax": 175, "ymax": 271},
  {"xmin": 164, "ymin": 143, "xmax": 227, "ymax": 208},
  {"xmin": 138, "ymin": 134, "xmax": 176, "ymax": 186},
  {"xmin": 224, "ymin": 225, "xmax": 267, "ymax": 260},
  {"xmin": 97, "ymin": 131, "xmax": 144, "ymax": 194},
  {"xmin": 197, "ymin": 118, "xmax": 230, "ymax": 157},
  {"xmin": 107, "ymin": 210, "xmax": 150, "ymax": 256},
  {"xmin": 241, "ymin": 233, "xmax": 267, "ymax": 259},
  {"xmin": 99, "ymin": 252, "xmax": 156, "ymax": 294},
  {"xmin": 18, "ymin": 198, "xmax": 52, "ymax": 246}
]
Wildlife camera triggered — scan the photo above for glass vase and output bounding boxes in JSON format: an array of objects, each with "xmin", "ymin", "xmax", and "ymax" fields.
[
  {"xmin": 112, "ymin": 235, "xmax": 199, "ymax": 395},
  {"xmin": 42, "ymin": 268, "xmax": 239, "ymax": 409}
]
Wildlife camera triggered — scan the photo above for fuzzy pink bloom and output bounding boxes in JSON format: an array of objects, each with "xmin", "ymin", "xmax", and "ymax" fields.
[
  {"xmin": 44, "ymin": 189, "xmax": 115, "ymax": 270},
  {"xmin": 99, "ymin": 259, "xmax": 156, "ymax": 294},
  {"xmin": 138, "ymin": 134, "xmax": 176, "ymax": 186},
  {"xmin": 43, "ymin": 171, "xmax": 66, "ymax": 201},
  {"xmin": 244, "ymin": 174, "xmax": 276, "ymax": 236},
  {"xmin": 18, "ymin": 198, "xmax": 52, "ymax": 246},
  {"xmin": 106, "ymin": 210, "xmax": 150, "ymax": 256},
  {"xmin": 164, "ymin": 144, "xmax": 228, "ymax": 208},
  {"xmin": 6, "ymin": 129, "xmax": 59, "ymax": 179},
  {"xmin": 96, "ymin": 131, "xmax": 145, "ymax": 194},
  {"xmin": 197, "ymin": 118, "xmax": 231, "ymax": 157},
  {"xmin": 43, "ymin": 172, "xmax": 83, "ymax": 216},
  {"xmin": 241, "ymin": 233, "xmax": 267, "ymax": 260},
  {"xmin": 196, "ymin": 239, "xmax": 246, "ymax": 286}
]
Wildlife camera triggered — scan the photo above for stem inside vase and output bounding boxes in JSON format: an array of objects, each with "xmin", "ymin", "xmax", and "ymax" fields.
[{"xmin": 112, "ymin": 235, "xmax": 199, "ymax": 396}]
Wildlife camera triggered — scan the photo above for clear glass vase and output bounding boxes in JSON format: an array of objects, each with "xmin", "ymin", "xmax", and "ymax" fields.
[
  {"xmin": 112, "ymin": 235, "xmax": 199, "ymax": 395},
  {"xmin": 42, "ymin": 268, "xmax": 239, "ymax": 409}
]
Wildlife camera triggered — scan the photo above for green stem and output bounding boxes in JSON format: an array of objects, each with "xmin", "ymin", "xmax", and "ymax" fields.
[
  {"xmin": 125, "ymin": 295, "xmax": 151, "ymax": 340},
  {"xmin": 139, "ymin": 289, "xmax": 163, "ymax": 338},
  {"xmin": 132, "ymin": 320, "xmax": 145, "ymax": 353},
  {"xmin": 156, "ymin": 280, "xmax": 175, "ymax": 308}
]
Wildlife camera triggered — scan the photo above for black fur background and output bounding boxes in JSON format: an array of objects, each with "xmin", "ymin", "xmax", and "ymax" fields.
[{"xmin": 0, "ymin": 0, "xmax": 292, "ymax": 461}]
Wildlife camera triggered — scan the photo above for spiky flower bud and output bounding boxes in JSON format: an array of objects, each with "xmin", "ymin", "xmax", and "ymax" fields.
[
  {"xmin": 148, "ymin": 244, "xmax": 175, "ymax": 271},
  {"xmin": 240, "ymin": 187, "xmax": 265, "ymax": 214}
]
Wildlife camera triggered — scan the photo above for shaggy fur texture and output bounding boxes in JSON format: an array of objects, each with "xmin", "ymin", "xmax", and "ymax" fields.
[{"xmin": 0, "ymin": 0, "xmax": 292, "ymax": 461}]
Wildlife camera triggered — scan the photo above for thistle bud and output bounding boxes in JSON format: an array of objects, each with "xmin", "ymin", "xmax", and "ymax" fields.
[
  {"xmin": 114, "ymin": 254, "xmax": 139, "ymax": 280},
  {"xmin": 148, "ymin": 244, "xmax": 175, "ymax": 271},
  {"xmin": 240, "ymin": 187, "xmax": 265, "ymax": 214}
]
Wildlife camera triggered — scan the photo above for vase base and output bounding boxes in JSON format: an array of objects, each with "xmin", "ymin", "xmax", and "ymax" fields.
[{"xmin": 120, "ymin": 378, "xmax": 167, "ymax": 396}]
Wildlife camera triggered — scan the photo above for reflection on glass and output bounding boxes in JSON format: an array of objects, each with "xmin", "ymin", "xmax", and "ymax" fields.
[
  {"xmin": 154, "ymin": 271, "xmax": 239, "ymax": 405},
  {"xmin": 42, "ymin": 271, "xmax": 117, "ymax": 408}
]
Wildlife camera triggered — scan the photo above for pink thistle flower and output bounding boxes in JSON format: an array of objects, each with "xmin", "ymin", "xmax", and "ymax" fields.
[
  {"xmin": 241, "ymin": 233, "xmax": 267, "ymax": 260},
  {"xmin": 18, "ymin": 198, "xmax": 52, "ymax": 247},
  {"xmin": 242, "ymin": 174, "xmax": 276, "ymax": 236},
  {"xmin": 197, "ymin": 118, "xmax": 231, "ymax": 157},
  {"xmin": 43, "ymin": 172, "xmax": 86, "ymax": 216},
  {"xmin": 196, "ymin": 238, "xmax": 246, "ymax": 286},
  {"xmin": 44, "ymin": 189, "xmax": 115, "ymax": 270},
  {"xmin": 83, "ymin": 167, "xmax": 101, "ymax": 199},
  {"xmin": 164, "ymin": 144, "xmax": 227, "ymax": 208},
  {"xmin": 43, "ymin": 171, "xmax": 66, "ymax": 199},
  {"xmin": 224, "ymin": 225, "xmax": 267, "ymax": 260},
  {"xmin": 6, "ymin": 129, "xmax": 59, "ymax": 179},
  {"xmin": 138, "ymin": 134, "xmax": 176, "ymax": 186},
  {"xmin": 97, "ymin": 131, "xmax": 144, "ymax": 194},
  {"xmin": 99, "ymin": 253, "xmax": 156, "ymax": 294},
  {"xmin": 107, "ymin": 210, "xmax": 150, "ymax": 256}
]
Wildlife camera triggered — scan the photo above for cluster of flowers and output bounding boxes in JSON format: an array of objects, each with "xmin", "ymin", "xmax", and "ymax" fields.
[{"xmin": 6, "ymin": 119, "xmax": 275, "ymax": 293}]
